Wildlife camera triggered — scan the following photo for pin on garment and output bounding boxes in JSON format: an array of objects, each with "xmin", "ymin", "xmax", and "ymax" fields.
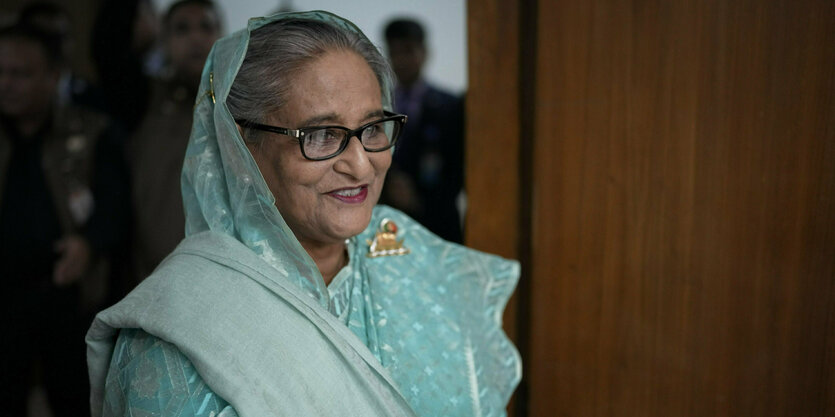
[{"xmin": 367, "ymin": 218, "xmax": 410, "ymax": 257}]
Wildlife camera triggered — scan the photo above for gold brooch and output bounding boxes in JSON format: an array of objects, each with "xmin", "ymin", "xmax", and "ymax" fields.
[{"xmin": 366, "ymin": 219, "xmax": 410, "ymax": 258}]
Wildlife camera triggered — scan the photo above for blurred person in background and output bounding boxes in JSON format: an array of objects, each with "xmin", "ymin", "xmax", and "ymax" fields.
[
  {"xmin": 91, "ymin": 0, "xmax": 159, "ymax": 132},
  {"xmin": 127, "ymin": 0, "xmax": 222, "ymax": 286},
  {"xmin": 18, "ymin": 2, "xmax": 103, "ymax": 110},
  {"xmin": 381, "ymin": 17, "xmax": 464, "ymax": 243},
  {"xmin": 0, "ymin": 24, "xmax": 128, "ymax": 417}
]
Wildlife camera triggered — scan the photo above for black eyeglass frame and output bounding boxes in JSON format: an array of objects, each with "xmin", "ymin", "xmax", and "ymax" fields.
[{"xmin": 235, "ymin": 111, "xmax": 408, "ymax": 161}]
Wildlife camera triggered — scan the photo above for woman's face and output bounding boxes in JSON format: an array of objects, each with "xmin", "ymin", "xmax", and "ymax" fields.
[{"xmin": 247, "ymin": 50, "xmax": 391, "ymax": 249}]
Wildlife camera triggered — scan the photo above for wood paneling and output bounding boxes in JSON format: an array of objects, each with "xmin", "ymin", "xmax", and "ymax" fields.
[
  {"xmin": 466, "ymin": 0, "xmax": 521, "ymax": 259},
  {"xmin": 466, "ymin": 1, "xmax": 525, "ymax": 414},
  {"xmin": 525, "ymin": 0, "xmax": 835, "ymax": 415},
  {"xmin": 466, "ymin": 0, "xmax": 523, "ymax": 344},
  {"xmin": 468, "ymin": 0, "xmax": 835, "ymax": 415}
]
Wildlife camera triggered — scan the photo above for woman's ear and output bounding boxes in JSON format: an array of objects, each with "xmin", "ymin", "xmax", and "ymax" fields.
[
  {"xmin": 235, "ymin": 122, "xmax": 245, "ymax": 139},
  {"xmin": 238, "ymin": 124, "xmax": 262, "ymax": 154},
  {"xmin": 237, "ymin": 122, "xmax": 252, "ymax": 150}
]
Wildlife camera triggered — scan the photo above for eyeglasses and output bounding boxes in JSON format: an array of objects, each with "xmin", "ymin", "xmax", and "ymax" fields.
[{"xmin": 236, "ymin": 111, "xmax": 408, "ymax": 161}]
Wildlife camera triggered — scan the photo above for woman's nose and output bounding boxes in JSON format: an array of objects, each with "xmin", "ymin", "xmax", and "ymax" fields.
[{"xmin": 333, "ymin": 135, "xmax": 373, "ymax": 177}]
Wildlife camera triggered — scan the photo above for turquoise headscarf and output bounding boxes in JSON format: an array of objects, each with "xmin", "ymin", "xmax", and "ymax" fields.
[
  {"xmin": 88, "ymin": 11, "xmax": 520, "ymax": 417},
  {"xmin": 182, "ymin": 11, "xmax": 393, "ymax": 309}
]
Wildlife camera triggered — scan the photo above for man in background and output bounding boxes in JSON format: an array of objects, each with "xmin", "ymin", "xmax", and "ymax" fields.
[
  {"xmin": 18, "ymin": 2, "xmax": 103, "ymax": 109},
  {"xmin": 0, "ymin": 23, "xmax": 128, "ymax": 416},
  {"xmin": 127, "ymin": 0, "xmax": 222, "ymax": 285},
  {"xmin": 382, "ymin": 17, "xmax": 465, "ymax": 243}
]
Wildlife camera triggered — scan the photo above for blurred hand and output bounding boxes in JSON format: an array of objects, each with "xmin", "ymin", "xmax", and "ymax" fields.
[{"xmin": 53, "ymin": 235, "xmax": 92, "ymax": 286}]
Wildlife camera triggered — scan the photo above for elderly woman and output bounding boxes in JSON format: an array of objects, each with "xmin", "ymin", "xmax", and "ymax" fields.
[{"xmin": 87, "ymin": 11, "xmax": 520, "ymax": 417}]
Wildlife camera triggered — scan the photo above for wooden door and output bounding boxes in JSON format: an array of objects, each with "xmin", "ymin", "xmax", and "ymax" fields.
[{"xmin": 467, "ymin": 0, "xmax": 835, "ymax": 416}]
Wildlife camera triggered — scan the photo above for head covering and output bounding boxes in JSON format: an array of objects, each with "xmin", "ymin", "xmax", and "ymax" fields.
[
  {"xmin": 88, "ymin": 11, "xmax": 520, "ymax": 417},
  {"xmin": 182, "ymin": 11, "xmax": 393, "ymax": 310}
]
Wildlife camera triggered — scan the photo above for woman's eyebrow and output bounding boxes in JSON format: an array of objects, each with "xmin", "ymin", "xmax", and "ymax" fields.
[
  {"xmin": 299, "ymin": 110, "xmax": 386, "ymax": 127},
  {"xmin": 363, "ymin": 109, "xmax": 385, "ymax": 120},
  {"xmin": 298, "ymin": 113, "xmax": 340, "ymax": 127}
]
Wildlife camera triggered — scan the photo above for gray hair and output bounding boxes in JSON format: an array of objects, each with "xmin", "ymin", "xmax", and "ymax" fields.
[{"xmin": 227, "ymin": 18, "xmax": 394, "ymax": 143}]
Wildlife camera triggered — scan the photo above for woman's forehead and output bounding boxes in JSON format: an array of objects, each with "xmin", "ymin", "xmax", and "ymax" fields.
[{"xmin": 276, "ymin": 50, "xmax": 383, "ymax": 126}]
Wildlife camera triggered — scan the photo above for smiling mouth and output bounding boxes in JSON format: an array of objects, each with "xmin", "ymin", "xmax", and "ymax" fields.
[
  {"xmin": 333, "ymin": 187, "xmax": 363, "ymax": 197},
  {"xmin": 327, "ymin": 185, "xmax": 369, "ymax": 203}
]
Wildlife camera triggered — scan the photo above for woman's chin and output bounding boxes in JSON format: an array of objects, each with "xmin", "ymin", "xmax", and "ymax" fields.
[{"xmin": 331, "ymin": 210, "xmax": 374, "ymax": 240}]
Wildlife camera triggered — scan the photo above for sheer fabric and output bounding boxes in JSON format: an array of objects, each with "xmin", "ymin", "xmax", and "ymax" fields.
[{"xmin": 87, "ymin": 11, "xmax": 520, "ymax": 417}]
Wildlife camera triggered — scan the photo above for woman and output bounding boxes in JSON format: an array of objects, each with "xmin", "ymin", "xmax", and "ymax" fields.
[{"xmin": 87, "ymin": 11, "xmax": 520, "ymax": 417}]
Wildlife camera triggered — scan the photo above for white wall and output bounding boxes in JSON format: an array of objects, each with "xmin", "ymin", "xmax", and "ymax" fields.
[{"xmin": 153, "ymin": 0, "xmax": 467, "ymax": 94}]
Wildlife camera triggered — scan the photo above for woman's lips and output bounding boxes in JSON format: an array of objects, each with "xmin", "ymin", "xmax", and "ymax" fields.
[{"xmin": 327, "ymin": 185, "xmax": 368, "ymax": 203}]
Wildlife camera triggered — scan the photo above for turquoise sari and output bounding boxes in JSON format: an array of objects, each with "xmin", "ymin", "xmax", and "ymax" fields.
[{"xmin": 87, "ymin": 11, "xmax": 520, "ymax": 417}]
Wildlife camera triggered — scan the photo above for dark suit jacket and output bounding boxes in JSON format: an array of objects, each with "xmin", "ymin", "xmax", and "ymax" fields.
[{"xmin": 385, "ymin": 83, "xmax": 464, "ymax": 243}]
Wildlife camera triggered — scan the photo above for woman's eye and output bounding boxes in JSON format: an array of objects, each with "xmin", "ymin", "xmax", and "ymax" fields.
[
  {"xmin": 323, "ymin": 129, "xmax": 341, "ymax": 141},
  {"xmin": 364, "ymin": 125, "xmax": 379, "ymax": 137},
  {"xmin": 306, "ymin": 129, "xmax": 340, "ymax": 146}
]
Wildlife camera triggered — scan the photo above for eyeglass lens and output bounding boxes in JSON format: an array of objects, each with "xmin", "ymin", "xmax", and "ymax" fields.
[{"xmin": 303, "ymin": 119, "xmax": 400, "ymax": 159}]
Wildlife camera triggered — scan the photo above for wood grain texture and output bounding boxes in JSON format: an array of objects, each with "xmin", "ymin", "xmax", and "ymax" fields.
[
  {"xmin": 466, "ymin": 0, "xmax": 523, "ymax": 341},
  {"xmin": 466, "ymin": 0, "xmax": 521, "ymax": 259},
  {"xmin": 526, "ymin": 0, "xmax": 835, "ymax": 415},
  {"xmin": 466, "ymin": 1, "xmax": 525, "ymax": 415}
]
